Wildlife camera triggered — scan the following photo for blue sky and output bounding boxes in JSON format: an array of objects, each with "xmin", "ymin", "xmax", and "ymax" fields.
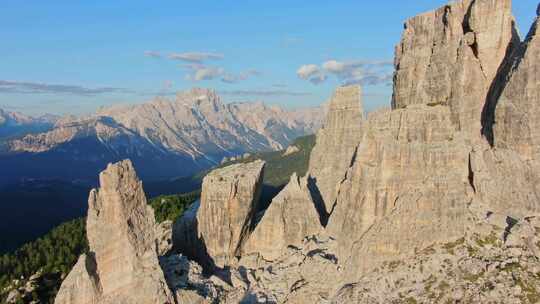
[{"xmin": 0, "ymin": 1, "xmax": 538, "ymax": 116}]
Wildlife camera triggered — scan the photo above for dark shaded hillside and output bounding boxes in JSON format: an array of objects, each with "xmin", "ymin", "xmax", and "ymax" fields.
[
  {"xmin": 0, "ymin": 134, "xmax": 315, "ymax": 255},
  {"xmin": 0, "ymin": 193, "xmax": 199, "ymax": 304},
  {"xmin": 0, "ymin": 181, "xmax": 90, "ymax": 254},
  {"xmin": 0, "ymin": 136, "xmax": 207, "ymax": 187},
  {"xmin": 0, "ymin": 134, "xmax": 316, "ymax": 303}
]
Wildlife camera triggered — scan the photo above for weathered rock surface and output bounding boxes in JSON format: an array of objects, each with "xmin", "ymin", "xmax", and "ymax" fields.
[
  {"xmin": 331, "ymin": 214, "xmax": 540, "ymax": 304},
  {"xmin": 54, "ymin": 255, "xmax": 100, "ymax": 304},
  {"xmin": 193, "ymin": 160, "xmax": 265, "ymax": 269},
  {"xmin": 393, "ymin": 0, "xmax": 519, "ymax": 135},
  {"xmin": 242, "ymin": 173, "xmax": 322, "ymax": 261},
  {"xmin": 55, "ymin": 160, "xmax": 174, "ymax": 304},
  {"xmin": 494, "ymin": 17, "xmax": 540, "ymax": 166},
  {"xmin": 308, "ymin": 85, "xmax": 364, "ymax": 218},
  {"xmin": 327, "ymin": 105, "xmax": 473, "ymax": 280}
]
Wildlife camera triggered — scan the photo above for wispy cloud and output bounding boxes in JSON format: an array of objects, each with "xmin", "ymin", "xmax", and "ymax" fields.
[
  {"xmin": 169, "ymin": 52, "xmax": 224, "ymax": 63},
  {"xmin": 144, "ymin": 50, "xmax": 162, "ymax": 58},
  {"xmin": 220, "ymin": 89, "xmax": 312, "ymax": 97},
  {"xmin": 297, "ymin": 59, "xmax": 393, "ymax": 86},
  {"xmin": 183, "ymin": 64, "xmax": 260, "ymax": 84},
  {"xmin": 296, "ymin": 64, "xmax": 328, "ymax": 85},
  {"xmin": 221, "ymin": 70, "xmax": 261, "ymax": 84},
  {"xmin": 184, "ymin": 64, "xmax": 225, "ymax": 81},
  {"xmin": 0, "ymin": 80, "xmax": 132, "ymax": 96}
]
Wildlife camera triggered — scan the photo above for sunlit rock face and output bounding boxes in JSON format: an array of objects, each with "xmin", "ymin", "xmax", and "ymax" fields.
[
  {"xmin": 308, "ymin": 85, "xmax": 365, "ymax": 218},
  {"xmin": 242, "ymin": 173, "xmax": 322, "ymax": 261},
  {"xmin": 55, "ymin": 160, "xmax": 174, "ymax": 304},
  {"xmin": 393, "ymin": 0, "xmax": 519, "ymax": 136},
  {"xmin": 194, "ymin": 160, "xmax": 265, "ymax": 269}
]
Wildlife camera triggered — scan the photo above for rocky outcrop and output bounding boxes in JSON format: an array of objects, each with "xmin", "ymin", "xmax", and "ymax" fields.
[
  {"xmin": 393, "ymin": 0, "xmax": 519, "ymax": 135},
  {"xmin": 308, "ymin": 85, "xmax": 364, "ymax": 219},
  {"xmin": 242, "ymin": 173, "xmax": 322, "ymax": 261},
  {"xmin": 331, "ymin": 214, "xmax": 540, "ymax": 304},
  {"xmin": 55, "ymin": 160, "xmax": 174, "ymax": 304},
  {"xmin": 187, "ymin": 160, "xmax": 265, "ymax": 269}
]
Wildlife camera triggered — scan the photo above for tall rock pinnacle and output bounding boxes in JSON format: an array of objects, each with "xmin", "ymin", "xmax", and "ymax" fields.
[
  {"xmin": 55, "ymin": 160, "xmax": 174, "ymax": 304},
  {"xmin": 308, "ymin": 85, "xmax": 364, "ymax": 220}
]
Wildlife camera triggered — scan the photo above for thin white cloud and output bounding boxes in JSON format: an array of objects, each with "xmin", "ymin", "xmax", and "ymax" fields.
[
  {"xmin": 221, "ymin": 70, "xmax": 261, "ymax": 84},
  {"xmin": 184, "ymin": 64, "xmax": 260, "ymax": 83},
  {"xmin": 169, "ymin": 52, "xmax": 224, "ymax": 63},
  {"xmin": 297, "ymin": 64, "xmax": 321, "ymax": 80},
  {"xmin": 144, "ymin": 51, "xmax": 162, "ymax": 58},
  {"xmin": 296, "ymin": 64, "xmax": 328, "ymax": 85},
  {"xmin": 0, "ymin": 80, "xmax": 131, "ymax": 96},
  {"xmin": 220, "ymin": 89, "xmax": 312, "ymax": 97},
  {"xmin": 297, "ymin": 59, "xmax": 393, "ymax": 86}
]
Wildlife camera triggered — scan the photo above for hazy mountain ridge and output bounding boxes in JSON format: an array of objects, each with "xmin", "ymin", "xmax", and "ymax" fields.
[
  {"xmin": 0, "ymin": 109, "xmax": 57, "ymax": 141},
  {"xmin": 2, "ymin": 88, "xmax": 323, "ymax": 185}
]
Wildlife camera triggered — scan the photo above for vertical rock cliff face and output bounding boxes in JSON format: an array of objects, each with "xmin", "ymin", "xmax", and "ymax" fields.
[
  {"xmin": 194, "ymin": 160, "xmax": 265, "ymax": 268},
  {"xmin": 55, "ymin": 160, "xmax": 174, "ymax": 304},
  {"xmin": 393, "ymin": 0, "xmax": 519, "ymax": 135},
  {"xmin": 308, "ymin": 85, "xmax": 365, "ymax": 218},
  {"xmin": 494, "ymin": 16, "xmax": 540, "ymax": 164},
  {"xmin": 327, "ymin": 105, "xmax": 474, "ymax": 277},
  {"xmin": 242, "ymin": 173, "xmax": 322, "ymax": 261}
]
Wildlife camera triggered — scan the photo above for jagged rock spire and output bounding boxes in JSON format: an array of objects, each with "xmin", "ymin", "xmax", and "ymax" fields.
[
  {"xmin": 55, "ymin": 160, "xmax": 174, "ymax": 304},
  {"xmin": 307, "ymin": 85, "xmax": 364, "ymax": 221}
]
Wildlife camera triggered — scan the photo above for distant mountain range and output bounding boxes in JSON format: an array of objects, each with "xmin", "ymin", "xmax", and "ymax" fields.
[
  {"xmin": 0, "ymin": 88, "xmax": 324, "ymax": 186},
  {"xmin": 0, "ymin": 109, "xmax": 57, "ymax": 141}
]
